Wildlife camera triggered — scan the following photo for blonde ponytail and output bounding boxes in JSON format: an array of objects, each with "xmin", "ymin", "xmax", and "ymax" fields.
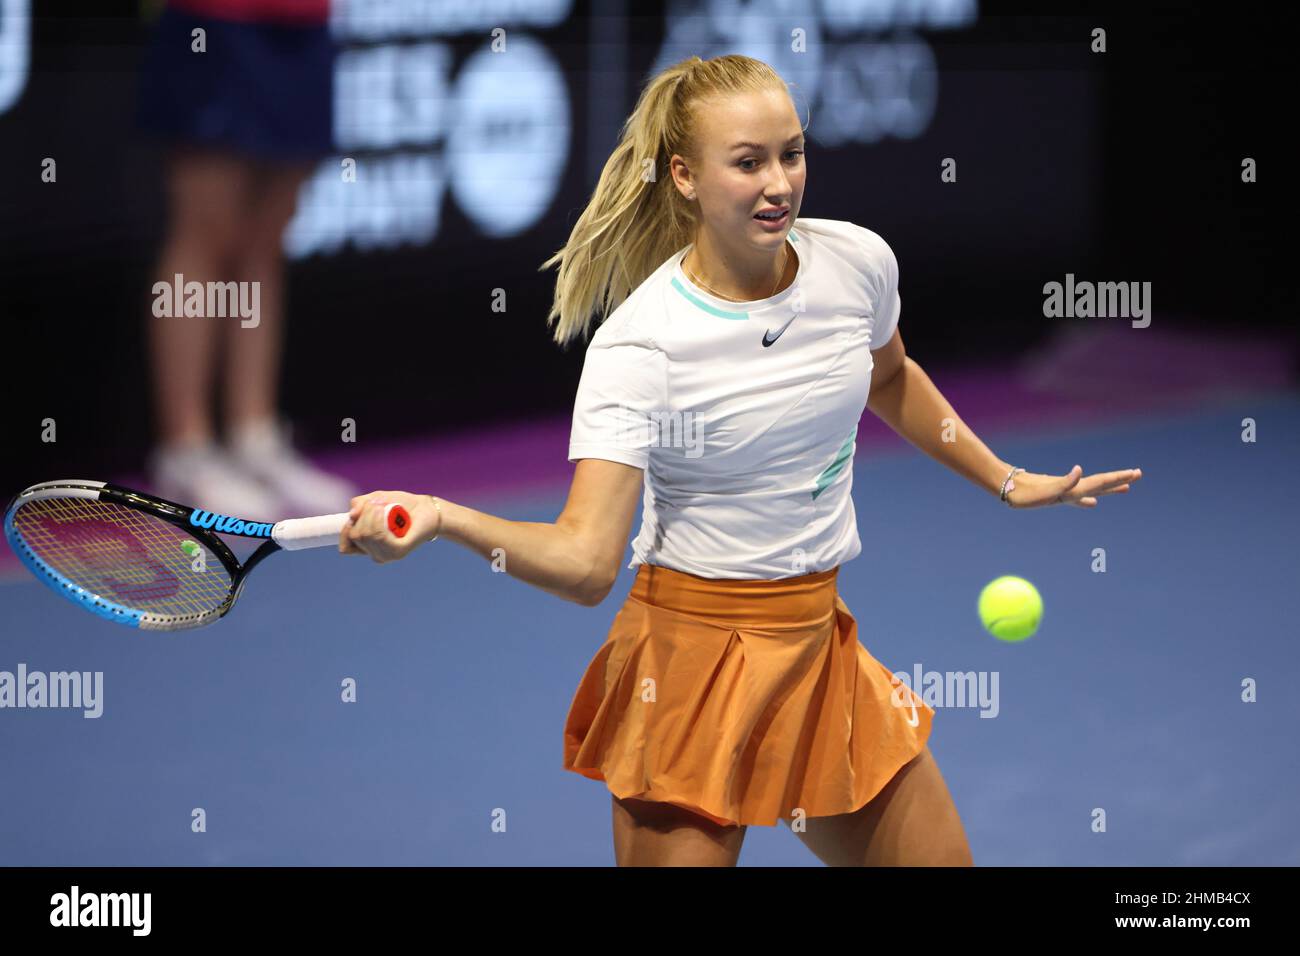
[{"xmin": 540, "ymin": 54, "xmax": 791, "ymax": 348}]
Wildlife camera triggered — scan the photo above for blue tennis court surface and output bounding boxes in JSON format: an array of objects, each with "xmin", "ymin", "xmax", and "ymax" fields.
[{"xmin": 2, "ymin": 394, "xmax": 1297, "ymax": 865}]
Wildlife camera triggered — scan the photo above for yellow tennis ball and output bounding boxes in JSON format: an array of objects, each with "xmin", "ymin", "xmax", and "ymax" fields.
[{"xmin": 978, "ymin": 575, "xmax": 1042, "ymax": 642}]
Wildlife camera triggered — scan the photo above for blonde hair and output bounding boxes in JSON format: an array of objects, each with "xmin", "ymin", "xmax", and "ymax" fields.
[{"xmin": 540, "ymin": 54, "xmax": 796, "ymax": 349}]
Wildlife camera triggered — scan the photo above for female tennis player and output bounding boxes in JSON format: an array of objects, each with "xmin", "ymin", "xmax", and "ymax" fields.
[{"xmin": 338, "ymin": 55, "xmax": 1142, "ymax": 866}]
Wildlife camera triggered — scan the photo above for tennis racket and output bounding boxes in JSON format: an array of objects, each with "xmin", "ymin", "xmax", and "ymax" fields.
[{"xmin": 3, "ymin": 479, "xmax": 410, "ymax": 631}]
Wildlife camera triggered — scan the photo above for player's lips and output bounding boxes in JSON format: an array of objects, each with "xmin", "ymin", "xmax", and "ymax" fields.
[{"xmin": 754, "ymin": 207, "xmax": 789, "ymax": 229}]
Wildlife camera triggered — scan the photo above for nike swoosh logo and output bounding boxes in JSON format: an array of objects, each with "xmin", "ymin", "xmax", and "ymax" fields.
[{"xmin": 762, "ymin": 318, "xmax": 796, "ymax": 347}]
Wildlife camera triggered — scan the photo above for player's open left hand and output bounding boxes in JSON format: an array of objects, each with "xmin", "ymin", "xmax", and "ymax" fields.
[
  {"xmin": 1005, "ymin": 466, "xmax": 1142, "ymax": 509},
  {"xmin": 339, "ymin": 490, "xmax": 443, "ymax": 563}
]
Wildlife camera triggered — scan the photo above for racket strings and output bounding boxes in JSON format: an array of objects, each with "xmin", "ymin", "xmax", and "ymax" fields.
[{"xmin": 12, "ymin": 496, "xmax": 233, "ymax": 619}]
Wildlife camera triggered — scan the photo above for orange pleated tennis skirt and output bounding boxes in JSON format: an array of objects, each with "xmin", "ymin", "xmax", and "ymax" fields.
[{"xmin": 562, "ymin": 563, "xmax": 936, "ymax": 828}]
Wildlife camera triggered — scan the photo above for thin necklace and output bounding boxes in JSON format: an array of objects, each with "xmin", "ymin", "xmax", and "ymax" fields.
[{"xmin": 684, "ymin": 243, "xmax": 790, "ymax": 303}]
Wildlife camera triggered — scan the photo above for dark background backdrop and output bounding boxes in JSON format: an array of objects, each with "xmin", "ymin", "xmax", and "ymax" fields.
[{"xmin": 0, "ymin": 1, "xmax": 1291, "ymax": 496}]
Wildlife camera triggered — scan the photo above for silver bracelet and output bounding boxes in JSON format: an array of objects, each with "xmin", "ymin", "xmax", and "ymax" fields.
[
  {"xmin": 427, "ymin": 495, "xmax": 443, "ymax": 541},
  {"xmin": 999, "ymin": 467, "xmax": 1024, "ymax": 506}
]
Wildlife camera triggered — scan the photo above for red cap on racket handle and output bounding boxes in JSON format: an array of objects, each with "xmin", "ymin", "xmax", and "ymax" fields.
[{"xmin": 382, "ymin": 503, "xmax": 411, "ymax": 538}]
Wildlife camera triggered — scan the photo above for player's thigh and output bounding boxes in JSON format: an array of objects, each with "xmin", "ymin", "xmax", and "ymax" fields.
[
  {"xmin": 789, "ymin": 745, "xmax": 972, "ymax": 866},
  {"xmin": 612, "ymin": 795, "xmax": 747, "ymax": 867}
]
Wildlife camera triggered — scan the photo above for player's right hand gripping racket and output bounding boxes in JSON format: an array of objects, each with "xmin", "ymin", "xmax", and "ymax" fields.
[{"xmin": 3, "ymin": 479, "xmax": 410, "ymax": 631}]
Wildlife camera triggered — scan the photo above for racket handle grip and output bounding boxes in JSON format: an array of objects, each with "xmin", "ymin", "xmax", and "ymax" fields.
[{"xmin": 273, "ymin": 504, "xmax": 412, "ymax": 551}]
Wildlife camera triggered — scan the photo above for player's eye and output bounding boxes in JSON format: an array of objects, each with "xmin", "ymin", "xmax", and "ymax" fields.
[{"xmin": 739, "ymin": 150, "xmax": 804, "ymax": 170}]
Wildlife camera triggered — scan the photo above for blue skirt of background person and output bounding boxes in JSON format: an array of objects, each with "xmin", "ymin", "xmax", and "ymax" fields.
[{"xmin": 136, "ymin": 0, "xmax": 335, "ymax": 161}]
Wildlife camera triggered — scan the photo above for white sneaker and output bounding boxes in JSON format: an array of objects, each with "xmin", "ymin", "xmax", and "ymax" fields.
[
  {"xmin": 150, "ymin": 440, "xmax": 285, "ymax": 523},
  {"xmin": 226, "ymin": 418, "xmax": 357, "ymax": 518}
]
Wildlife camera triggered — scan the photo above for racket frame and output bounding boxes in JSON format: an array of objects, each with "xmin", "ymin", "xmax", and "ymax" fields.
[{"xmin": 4, "ymin": 479, "xmax": 291, "ymax": 631}]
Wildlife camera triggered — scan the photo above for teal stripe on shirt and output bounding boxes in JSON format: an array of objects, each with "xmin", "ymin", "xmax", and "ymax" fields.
[{"xmin": 812, "ymin": 424, "xmax": 856, "ymax": 500}]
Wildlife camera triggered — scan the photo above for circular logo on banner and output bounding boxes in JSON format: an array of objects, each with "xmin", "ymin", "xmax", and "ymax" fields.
[{"xmin": 448, "ymin": 35, "xmax": 571, "ymax": 238}]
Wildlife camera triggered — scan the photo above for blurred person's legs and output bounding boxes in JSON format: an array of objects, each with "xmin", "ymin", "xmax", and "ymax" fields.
[
  {"xmin": 150, "ymin": 146, "xmax": 245, "ymax": 447},
  {"xmin": 140, "ymin": 4, "xmax": 344, "ymax": 519},
  {"xmin": 148, "ymin": 146, "xmax": 282, "ymax": 519},
  {"xmin": 222, "ymin": 161, "xmax": 304, "ymax": 434},
  {"xmin": 224, "ymin": 160, "xmax": 356, "ymax": 516}
]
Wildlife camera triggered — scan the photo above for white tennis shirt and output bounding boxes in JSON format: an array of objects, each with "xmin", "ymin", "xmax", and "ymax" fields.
[{"xmin": 568, "ymin": 217, "xmax": 901, "ymax": 579}]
